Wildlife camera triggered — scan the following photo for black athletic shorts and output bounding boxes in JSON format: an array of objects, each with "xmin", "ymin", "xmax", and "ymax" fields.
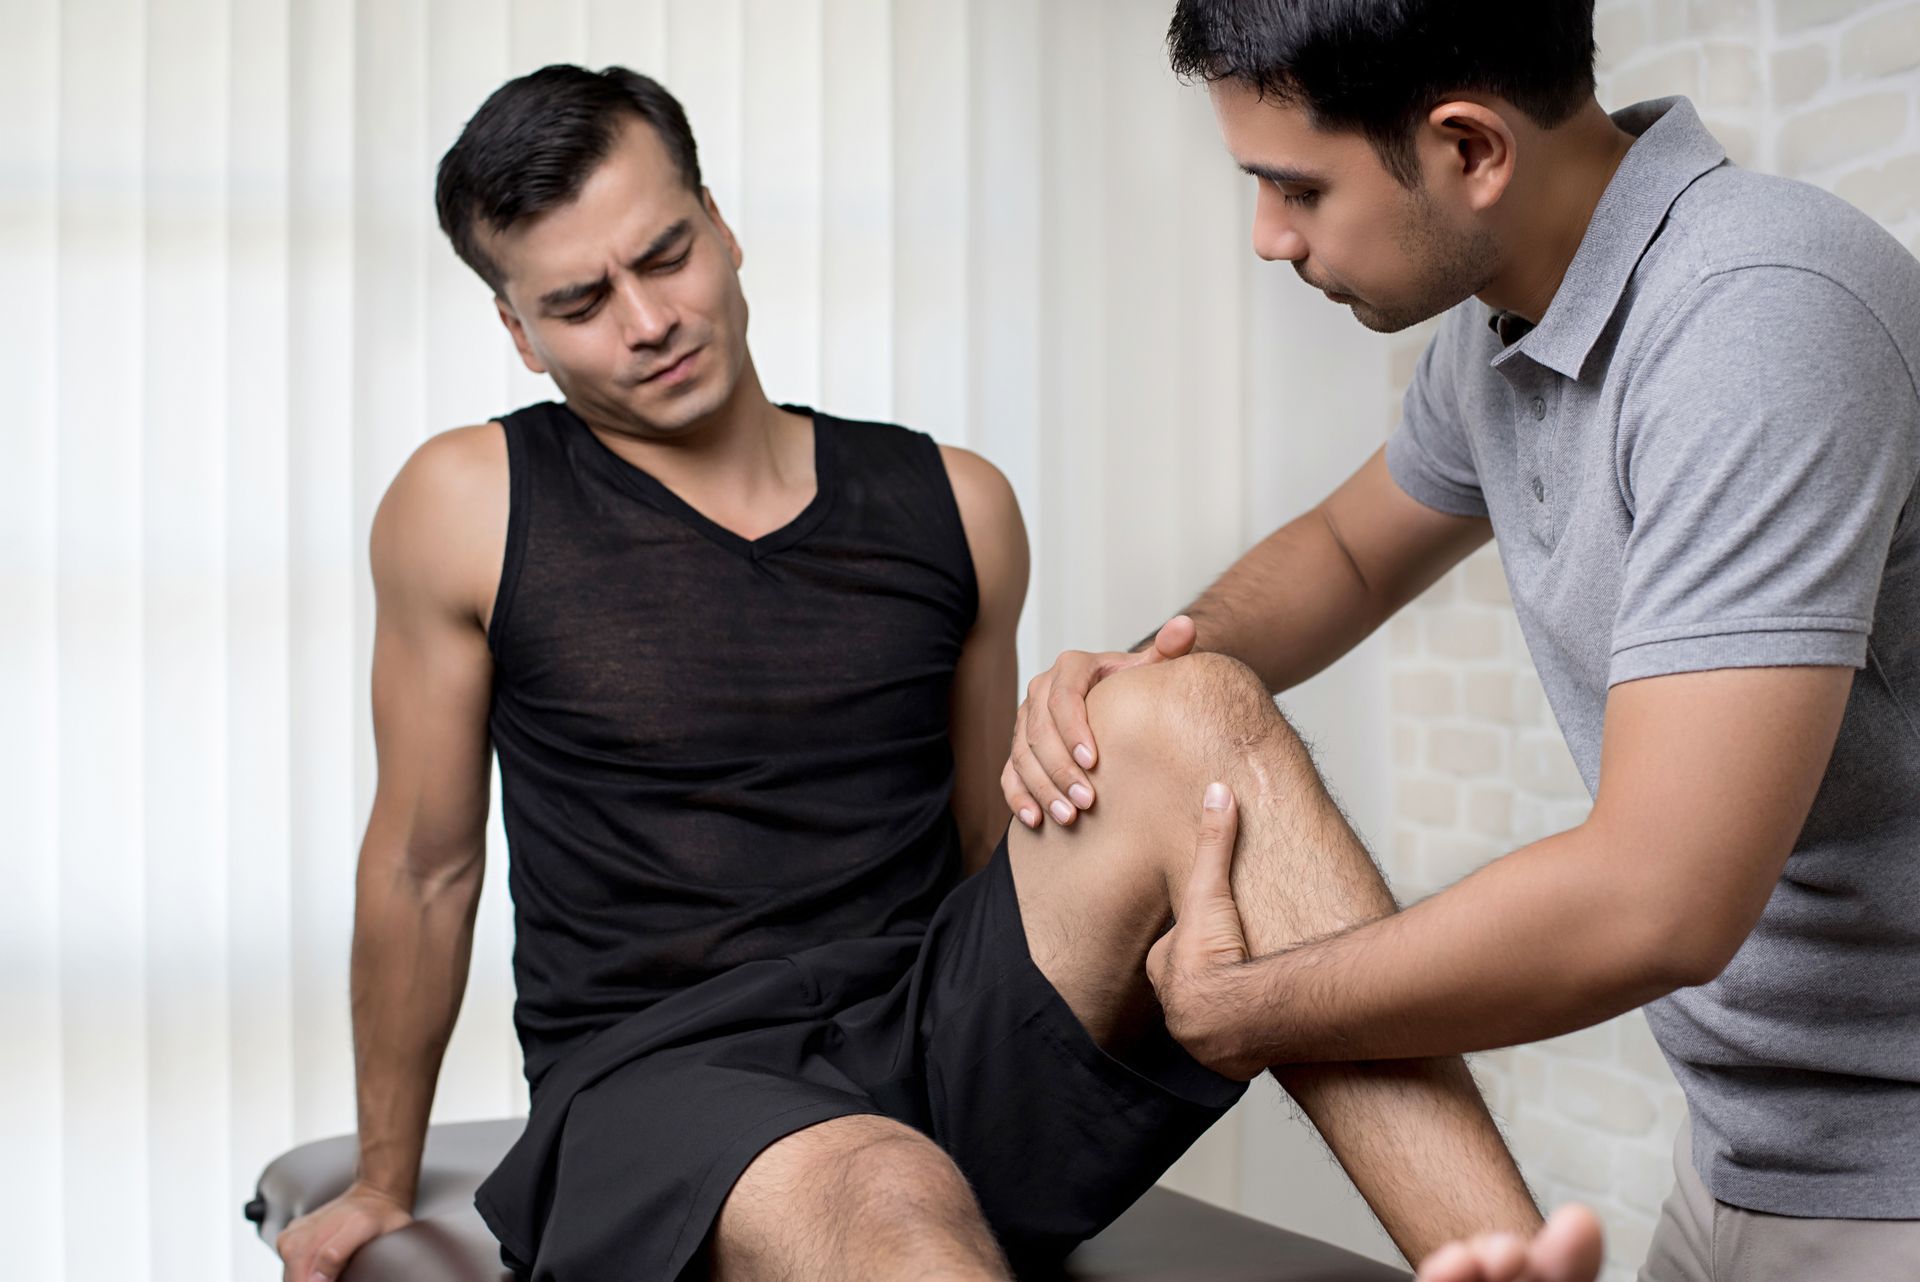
[{"xmin": 474, "ymin": 837, "xmax": 1247, "ymax": 1280}]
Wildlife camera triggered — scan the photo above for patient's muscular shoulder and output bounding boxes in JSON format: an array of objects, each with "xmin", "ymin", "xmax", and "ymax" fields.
[
  {"xmin": 370, "ymin": 423, "xmax": 510, "ymax": 630},
  {"xmin": 940, "ymin": 445, "xmax": 1029, "ymax": 623}
]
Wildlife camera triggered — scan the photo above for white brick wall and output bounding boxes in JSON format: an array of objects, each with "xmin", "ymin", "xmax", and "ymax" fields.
[{"xmin": 1385, "ymin": 5, "xmax": 1920, "ymax": 1277}]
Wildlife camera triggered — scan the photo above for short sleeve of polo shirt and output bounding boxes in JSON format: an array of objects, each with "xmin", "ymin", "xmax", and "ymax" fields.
[
  {"xmin": 1609, "ymin": 265, "xmax": 1920, "ymax": 686},
  {"xmin": 1385, "ymin": 311, "xmax": 1490, "ymax": 518}
]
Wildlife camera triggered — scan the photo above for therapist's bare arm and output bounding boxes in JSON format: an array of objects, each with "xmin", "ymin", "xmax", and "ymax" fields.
[
  {"xmin": 1151, "ymin": 664, "xmax": 1853, "ymax": 1075},
  {"xmin": 275, "ymin": 425, "xmax": 508, "ymax": 1282},
  {"xmin": 1004, "ymin": 447, "xmax": 1489, "ymax": 826}
]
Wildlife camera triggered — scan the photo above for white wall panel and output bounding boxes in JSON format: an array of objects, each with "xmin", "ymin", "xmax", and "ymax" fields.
[
  {"xmin": 225, "ymin": 1, "xmax": 298, "ymax": 1273},
  {"xmin": 587, "ymin": 0, "xmax": 667, "ymax": 74},
  {"xmin": 665, "ymin": 0, "xmax": 743, "ymax": 216},
  {"xmin": 56, "ymin": 1, "xmax": 152, "ymax": 1279},
  {"xmin": 0, "ymin": 1, "xmax": 67, "ymax": 1277},
  {"xmin": 1037, "ymin": 0, "xmax": 1110, "ymax": 652},
  {"xmin": 741, "ymin": 0, "xmax": 824, "ymax": 409},
  {"xmin": 1099, "ymin": 4, "xmax": 1195, "ymax": 642},
  {"xmin": 144, "ymin": 1, "xmax": 234, "ymax": 1276},
  {"xmin": 510, "ymin": 0, "xmax": 588, "ymax": 73},
  {"xmin": 891, "ymin": 0, "xmax": 970, "ymax": 445},
  {"xmin": 820, "ymin": 0, "xmax": 895, "ymax": 423},
  {"xmin": 965, "ymin": 0, "xmax": 1043, "ymax": 674},
  {"xmin": 286, "ymin": 0, "xmax": 361, "ymax": 1149}
]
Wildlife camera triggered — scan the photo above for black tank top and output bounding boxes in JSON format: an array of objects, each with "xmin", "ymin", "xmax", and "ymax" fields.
[{"xmin": 486, "ymin": 400, "xmax": 978, "ymax": 1087}]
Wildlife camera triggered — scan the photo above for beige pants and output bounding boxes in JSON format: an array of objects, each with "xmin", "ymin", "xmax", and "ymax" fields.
[{"xmin": 1639, "ymin": 1120, "xmax": 1920, "ymax": 1281}]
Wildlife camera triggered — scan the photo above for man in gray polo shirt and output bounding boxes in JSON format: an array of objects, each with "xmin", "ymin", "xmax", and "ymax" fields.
[{"xmin": 1003, "ymin": 2, "xmax": 1917, "ymax": 1279}]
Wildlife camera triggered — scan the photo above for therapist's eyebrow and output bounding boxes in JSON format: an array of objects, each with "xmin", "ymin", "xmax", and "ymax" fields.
[
  {"xmin": 1240, "ymin": 162, "xmax": 1327, "ymax": 187},
  {"xmin": 537, "ymin": 219, "xmax": 694, "ymax": 312}
]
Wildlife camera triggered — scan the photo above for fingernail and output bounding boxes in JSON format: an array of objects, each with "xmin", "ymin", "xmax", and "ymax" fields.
[
  {"xmin": 1073, "ymin": 743, "xmax": 1095, "ymax": 769},
  {"xmin": 1019, "ymin": 807, "xmax": 1038, "ymax": 828},
  {"xmin": 1204, "ymin": 782, "xmax": 1230, "ymax": 810},
  {"xmin": 1068, "ymin": 783, "xmax": 1094, "ymax": 809},
  {"xmin": 1049, "ymin": 799, "xmax": 1075, "ymax": 824}
]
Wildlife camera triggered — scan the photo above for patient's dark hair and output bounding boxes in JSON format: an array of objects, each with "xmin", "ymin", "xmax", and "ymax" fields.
[
  {"xmin": 436, "ymin": 64, "xmax": 703, "ymax": 293},
  {"xmin": 1167, "ymin": 0, "xmax": 1597, "ymax": 186}
]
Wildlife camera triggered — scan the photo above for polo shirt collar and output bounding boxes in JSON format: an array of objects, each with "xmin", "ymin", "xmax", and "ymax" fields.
[{"xmin": 1489, "ymin": 96, "xmax": 1726, "ymax": 381}]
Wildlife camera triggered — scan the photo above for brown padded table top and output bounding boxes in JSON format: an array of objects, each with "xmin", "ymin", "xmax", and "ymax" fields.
[{"xmin": 248, "ymin": 1119, "xmax": 1409, "ymax": 1282}]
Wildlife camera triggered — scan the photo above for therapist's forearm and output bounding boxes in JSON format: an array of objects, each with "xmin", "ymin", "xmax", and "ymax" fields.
[
  {"xmin": 1228, "ymin": 824, "xmax": 1700, "ymax": 1065},
  {"xmin": 1174, "ymin": 509, "xmax": 1391, "ymax": 693}
]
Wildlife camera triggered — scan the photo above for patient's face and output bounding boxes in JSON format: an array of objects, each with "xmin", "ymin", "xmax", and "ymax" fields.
[
  {"xmin": 1209, "ymin": 82, "xmax": 1499, "ymax": 334},
  {"xmin": 487, "ymin": 118, "xmax": 752, "ymax": 438}
]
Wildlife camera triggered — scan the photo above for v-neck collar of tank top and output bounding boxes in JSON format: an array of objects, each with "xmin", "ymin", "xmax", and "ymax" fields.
[{"xmin": 559, "ymin": 400, "xmax": 835, "ymax": 561}]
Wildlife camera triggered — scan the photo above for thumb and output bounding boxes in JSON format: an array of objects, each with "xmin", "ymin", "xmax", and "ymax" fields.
[
  {"xmin": 1151, "ymin": 614, "xmax": 1198, "ymax": 662},
  {"xmin": 1146, "ymin": 930, "xmax": 1172, "ymax": 993},
  {"xmin": 1183, "ymin": 783, "xmax": 1248, "ymax": 964},
  {"xmin": 1112, "ymin": 615, "xmax": 1199, "ymax": 676}
]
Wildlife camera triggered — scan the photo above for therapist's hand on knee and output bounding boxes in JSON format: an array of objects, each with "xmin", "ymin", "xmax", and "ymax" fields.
[
  {"xmin": 1147, "ymin": 783, "xmax": 1266, "ymax": 1082},
  {"xmin": 275, "ymin": 1181, "xmax": 413, "ymax": 1282},
  {"xmin": 1002, "ymin": 614, "xmax": 1197, "ymax": 829}
]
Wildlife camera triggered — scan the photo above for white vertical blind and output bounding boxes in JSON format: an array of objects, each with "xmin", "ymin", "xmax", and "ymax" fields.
[
  {"xmin": 146, "ymin": 3, "xmax": 233, "ymax": 1280},
  {"xmin": 57, "ymin": 6, "xmax": 153, "ymax": 1282},
  {"xmin": 0, "ymin": 3, "xmax": 1345, "ymax": 1278},
  {"xmin": 226, "ymin": 5, "xmax": 299, "ymax": 1280},
  {"xmin": 2, "ymin": 9, "xmax": 66, "ymax": 1282}
]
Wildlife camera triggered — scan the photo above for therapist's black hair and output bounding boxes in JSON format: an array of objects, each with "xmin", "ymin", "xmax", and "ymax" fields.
[
  {"xmin": 1167, "ymin": 0, "xmax": 1598, "ymax": 186},
  {"xmin": 436, "ymin": 64, "xmax": 703, "ymax": 294}
]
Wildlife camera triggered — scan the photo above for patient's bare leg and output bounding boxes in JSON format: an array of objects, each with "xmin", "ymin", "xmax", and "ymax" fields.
[{"xmin": 1006, "ymin": 652, "xmax": 1538, "ymax": 1264}]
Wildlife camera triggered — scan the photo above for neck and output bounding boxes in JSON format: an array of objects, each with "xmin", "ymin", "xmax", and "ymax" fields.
[
  {"xmin": 1478, "ymin": 103, "xmax": 1638, "ymax": 324},
  {"xmin": 574, "ymin": 355, "xmax": 808, "ymax": 498}
]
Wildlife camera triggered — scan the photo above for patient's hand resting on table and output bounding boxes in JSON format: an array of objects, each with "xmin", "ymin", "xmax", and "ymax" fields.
[{"xmin": 275, "ymin": 1180, "xmax": 413, "ymax": 1282}]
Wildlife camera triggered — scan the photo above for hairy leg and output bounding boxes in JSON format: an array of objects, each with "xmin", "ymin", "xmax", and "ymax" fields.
[
  {"xmin": 1006, "ymin": 652, "xmax": 1539, "ymax": 1263},
  {"xmin": 710, "ymin": 1114, "xmax": 1010, "ymax": 1282}
]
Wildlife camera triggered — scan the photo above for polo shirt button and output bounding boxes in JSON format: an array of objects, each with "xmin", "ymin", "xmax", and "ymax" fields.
[
  {"xmin": 1530, "ymin": 397, "xmax": 1547, "ymax": 420},
  {"xmin": 1531, "ymin": 476, "xmax": 1545, "ymax": 502}
]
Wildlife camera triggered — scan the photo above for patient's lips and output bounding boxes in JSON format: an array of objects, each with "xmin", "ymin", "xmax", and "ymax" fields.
[{"xmin": 640, "ymin": 346, "xmax": 702, "ymax": 386}]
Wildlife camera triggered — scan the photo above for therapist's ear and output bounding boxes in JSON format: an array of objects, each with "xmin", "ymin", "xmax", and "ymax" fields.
[{"xmin": 1421, "ymin": 100, "xmax": 1517, "ymax": 214}]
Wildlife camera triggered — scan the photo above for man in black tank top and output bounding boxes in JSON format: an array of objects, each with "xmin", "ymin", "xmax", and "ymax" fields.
[{"xmin": 275, "ymin": 65, "xmax": 1554, "ymax": 1282}]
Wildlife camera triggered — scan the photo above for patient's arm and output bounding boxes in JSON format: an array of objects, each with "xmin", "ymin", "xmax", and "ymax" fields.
[
  {"xmin": 941, "ymin": 446, "xmax": 1030, "ymax": 874},
  {"xmin": 275, "ymin": 425, "xmax": 507, "ymax": 1282}
]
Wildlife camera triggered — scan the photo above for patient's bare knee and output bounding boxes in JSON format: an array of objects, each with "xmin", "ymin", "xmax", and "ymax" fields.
[
  {"xmin": 1086, "ymin": 651, "xmax": 1304, "ymax": 789},
  {"xmin": 1087, "ymin": 652, "xmax": 1390, "ymax": 948},
  {"xmin": 714, "ymin": 1115, "xmax": 1006, "ymax": 1282}
]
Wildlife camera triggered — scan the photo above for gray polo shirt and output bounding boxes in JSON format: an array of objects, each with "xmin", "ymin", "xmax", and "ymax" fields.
[{"xmin": 1386, "ymin": 97, "xmax": 1920, "ymax": 1218}]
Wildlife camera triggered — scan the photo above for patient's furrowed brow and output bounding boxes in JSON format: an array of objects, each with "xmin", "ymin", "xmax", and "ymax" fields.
[
  {"xmin": 538, "ymin": 220, "xmax": 694, "ymax": 312},
  {"xmin": 630, "ymin": 218, "xmax": 692, "ymax": 269},
  {"xmin": 539, "ymin": 275, "xmax": 610, "ymax": 311}
]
